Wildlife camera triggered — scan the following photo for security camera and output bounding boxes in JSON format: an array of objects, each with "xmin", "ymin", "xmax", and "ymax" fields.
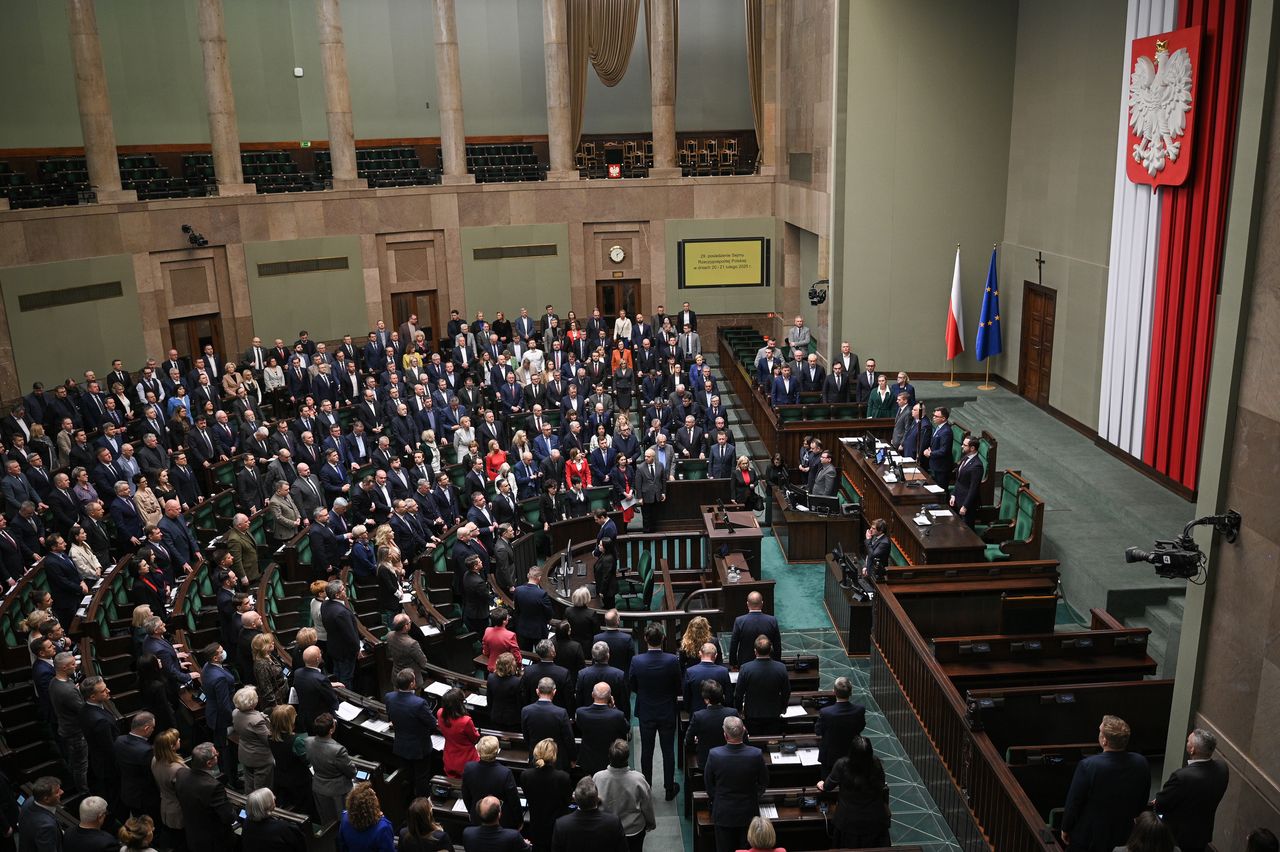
[
  {"xmin": 808, "ymin": 279, "xmax": 829, "ymax": 307},
  {"xmin": 1124, "ymin": 511, "xmax": 1241, "ymax": 581},
  {"xmin": 181, "ymin": 224, "xmax": 209, "ymax": 248}
]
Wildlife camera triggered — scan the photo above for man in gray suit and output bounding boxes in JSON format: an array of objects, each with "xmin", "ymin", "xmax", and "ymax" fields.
[
  {"xmin": 635, "ymin": 448, "xmax": 667, "ymax": 533},
  {"xmin": 810, "ymin": 451, "xmax": 837, "ymax": 498},
  {"xmin": 890, "ymin": 392, "xmax": 913, "ymax": 449},
  {"xmin": 268, "ymin": 481, "xmax": 304, "ymax": 544},
  {"xmin": 305, "ymin": 712, "xmax": 357, "ymax": 824},
  {"xmin": 291, "ymin": 463, "xmax": 325, "ymax": 522}
]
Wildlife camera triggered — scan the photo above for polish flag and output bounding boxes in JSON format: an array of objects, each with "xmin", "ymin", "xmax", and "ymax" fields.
[{"xmin": 945, "ymin": 247, "xmax": 965, "ymax": 361}]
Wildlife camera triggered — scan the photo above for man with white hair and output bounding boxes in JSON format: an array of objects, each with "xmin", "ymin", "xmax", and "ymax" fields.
[{"xmin": 62, "ymin": 796, "xmax": 115, "ymax": 852}]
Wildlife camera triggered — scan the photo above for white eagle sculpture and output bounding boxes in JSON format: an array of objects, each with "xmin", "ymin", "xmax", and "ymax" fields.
[{"xmin": 1128, "ymin": 39, "xmax": 1194, "ymax": 177}]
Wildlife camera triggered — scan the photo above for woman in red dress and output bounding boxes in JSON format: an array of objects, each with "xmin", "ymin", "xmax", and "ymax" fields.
[
  {"xmin": 731, "ymin": 455, "xmax": 763, "ymax": 511},
  {"xmin": 436, "ymin": 688, "xmax": 479, "ymax": 778}
]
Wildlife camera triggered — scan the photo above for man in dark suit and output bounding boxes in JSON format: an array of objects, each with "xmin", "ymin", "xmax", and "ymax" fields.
[
  {"xmin": 113, "ymin": 713, "xmax": 160, "ymax": 818},
  {"xmin": 628, "ymin": 625, "xmax": 681, "ymax": 801},
  {"xmin": 78, "ymin": 677, "xmax": 119, "ymax": 803},
  {"xmin": 521, "ymin": 678, "xmax": 575, "ymax": 770},
  {"xmin": 384, "ymin": 670, "xmax": 440, "ymax": 798},
  {"xmin": 174, "ymin": 742, "xmax": 236, "ymax": 852},
  {"xmin": 521, "ymin": 640, "xmax": 573, "ymax": 711},
  {"xmin": 17, "ymin": 776, "xmax": 64, "ymax": 852},
  {"xmin": 1152, "ymin": 728, "xmax": 1230, "ymax": 852},
  {"xmin": 200, "ymin": 643, "xmax": 237, "ymax": 782},
  {"xmin": 593, "ymin": 610, "xmax": 635, "ymax": 675},
  {"xmin": 703, "ymin": 716, "xmax": 768, "ymax": 852},
  {"xmin": 551, "ymin": 778, "xmax": 627, "ymax": 852},
  {"xmin": 512, "ymin": 568, "xmax": 554, "ymax": 652},
  {"xmin": 1061, "ymin": 715, "xmax": 1152, "ymax": 852},
  {"xmin": 575, "ymin": 641, "xmax": 629, "ymax": 717},
  {"xmin": 728, "ymin": 592, "xmax": 781, "ymax": 667},
  {"xmin": 815, "ymin": 676, "xmax": 867, "ymax": 775},
  {"xmin": 42, "ymin": 534, "xmax": 87, "ymax": 629},
  {"xmin": 685, "ymin": 680, "xmax": 740, "ymax": 766},
  {"xmin": 294, "ymin": 645, "xmax": 340, "ymax": 730},
  {"xmin": 735, "ymin": 636, "xmax": 791, "ymax": 736},
  {"xmin": 864, "ymin": 519, "xmax": 892, "ymax": 580},
  {"xmin": 634, "ymin": 448, "xmax": 666, "ymax": 534},
  {"xmin": 855, "ymin": 358, "xmax": 878, "ymax": 404},
  {"xmin": 321, "ymin": 582, "xmax": 361, "ymax": 687},
  {"xmin": 821, "ymin": 361, "xmax": 850, "ymax": 403},
  {"xmin": 923, "ymin": 406, "xmax": 955, "ymax": 488},
  {"xmin": 770, "ymin": 365, "xmax": 800, "ymax": 407},
  {"xmin": 683, "ymin": 642, "xmax": 732, "ymax": 711},
  {"xmin": 950, "ymin": 436, "xmax": 984, "ymax": 527},
  {"xmin": 574, "ymin": 683, "xmax": 629, "ymax": 776},
  {"xmin": 462, "ymin": 796, "xmax": 528, "ymax": 852},
  {"xmin": 591, "ymin": 509, "xmax": 619, "ymax": 609},
  {"xmin": 61, "ymin": 795, "xmax": 118, "ymax": 852}
]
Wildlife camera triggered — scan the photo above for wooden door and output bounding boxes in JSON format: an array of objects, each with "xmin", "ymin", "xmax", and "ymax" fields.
[
  {"xmin": 595, "ymin": 280, "xmax": 640, "ymax": 319},
  {"xmin": 391, "ymin": 290, "xmax": 441, "ymax": 351},
  {"xmin": 169, "ymin": 314, "xmax": 224, "ymax": 363},
  {"xmin": 1018, "ymin": 282, "xmax": 1056, "ymax": 407}
]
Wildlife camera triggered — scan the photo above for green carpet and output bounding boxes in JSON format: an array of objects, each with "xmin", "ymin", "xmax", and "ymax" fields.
[{"xmin": 757, "ymin": 532, "xmax": 832, "ymax": 629}]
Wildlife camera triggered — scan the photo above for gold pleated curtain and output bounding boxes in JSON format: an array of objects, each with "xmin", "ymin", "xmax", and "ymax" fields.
[{"xmin": 567, "ymin": 0, "xmax": 678, "ymax": 150}]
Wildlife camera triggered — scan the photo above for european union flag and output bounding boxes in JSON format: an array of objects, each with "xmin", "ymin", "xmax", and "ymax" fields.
[{"xmin": 975, "ymin": 248, "xmax": 1003, "ymax": 361}]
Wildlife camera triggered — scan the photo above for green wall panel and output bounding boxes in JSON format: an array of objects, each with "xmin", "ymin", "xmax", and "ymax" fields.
[
  {"xmin": 459, "ymin": 224, "xmax": 572, "ymax": 322},
  {"xmin": 664, "ymin": 217, "xmax": 779, "ymax": 314},
  {"xmin": 243, "ymin": 236, "xmax": 366, "ymax": 344}
]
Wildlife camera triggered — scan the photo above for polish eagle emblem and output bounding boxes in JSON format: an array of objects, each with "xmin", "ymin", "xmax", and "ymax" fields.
[{"xmin": 1126, "ymin": 29, "xmax": 1200, "ymax": 188}]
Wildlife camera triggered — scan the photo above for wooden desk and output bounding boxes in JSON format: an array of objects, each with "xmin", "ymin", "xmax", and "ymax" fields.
[
  {"xmin": 770, "ymin": 485, "xmax": 863, "ymax": 562},
  {"xmin": 890, "ymin": 502, "xmax": 986, "ymax": 565},
  {"xmin": 823, "ymin": 554, "xmax": 873, "ymax": 655},
  {"xmin": 703, "ymin": 506, "xmax": 763, "ymax": 573},
  {"xmin": 841, "ymin": 439, "xmax": 937, "ymax": 526}
]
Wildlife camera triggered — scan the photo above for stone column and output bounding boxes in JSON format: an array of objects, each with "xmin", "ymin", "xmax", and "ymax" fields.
[
  {"xmin": 542, "ymin": 0, "xmax": 577, "ymax": 181},
  {"xmin": 196, "ymin": 0, "xmax": 255, "ymax": 195},
  {"xmin": 315, "ymin": 0, "xmax": 366, "ymax": 189},
  {"xmin": 65, "ymin": 0, "xmax": 135, "ymax": 203},
  {"xmin": 647, "ymin": 0, "xmax": 680, "ymax": 178},
  {"xmin": 433, "ymin": 0, "xmax": 474, "ymax": 185},
  {"xmin": 757, "ymin": 0, "xmax": 780, "ymax": 176}
]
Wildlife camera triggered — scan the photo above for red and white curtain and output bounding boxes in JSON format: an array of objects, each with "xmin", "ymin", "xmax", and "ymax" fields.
[{"xmin": 1098, "ymin": 0, "xmax": 1248, "ymax": 491}]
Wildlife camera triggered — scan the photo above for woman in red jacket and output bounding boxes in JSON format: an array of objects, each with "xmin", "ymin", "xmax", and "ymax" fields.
[{"xmin": 436, "ymin": 688, "xmax": 480, "ymax": 778}]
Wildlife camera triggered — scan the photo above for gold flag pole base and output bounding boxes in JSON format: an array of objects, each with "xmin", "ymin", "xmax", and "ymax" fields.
[
  {"xmin": 942, "ymin": 363, "xmax": 960, "ymax": 388},
  {"xmin": 977, "ymin": 361, "xmax": 996, "ymax": 391}
]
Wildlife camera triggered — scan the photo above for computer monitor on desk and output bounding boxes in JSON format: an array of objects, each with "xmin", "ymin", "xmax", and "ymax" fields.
[{"xmin": 807, "ymin": 492, "xmax": 840, "ymax": 516}]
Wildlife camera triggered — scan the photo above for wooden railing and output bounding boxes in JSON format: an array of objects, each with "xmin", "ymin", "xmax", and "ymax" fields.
[{"xmin": 872, "ymin": 586, "xmax": 1059, "ymax": 852}]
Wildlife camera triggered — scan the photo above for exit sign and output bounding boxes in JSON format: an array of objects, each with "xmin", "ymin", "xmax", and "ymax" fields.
[{"xmin": 300, "ymin": 141, "xmax": 312, "ymax": 148}]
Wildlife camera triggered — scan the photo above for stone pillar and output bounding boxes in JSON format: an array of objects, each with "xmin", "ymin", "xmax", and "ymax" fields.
[
  {"xmin": 757, "ymin": 0, "xmax": 780, "ymax": 176},
  {"xmin": 648, "ymin": 0, "xmax": 680, "ymax": 178},
  {"xmin": 196, "ymin": 0, "xmax": 255, "ymax": 196},
  {"xmin": 542, "ymin": 0, "xmax": 577, "ymax": 181},
  {"xmin": 433, "ymin": 0, "xmax": 474, "ymax": 185},
  {"xmin": 65, "ymin": 0, "xmax": 135, "ymax": 203},
  {"xmin": 315, "ymin": 0, "xmax": 366, "ymax": 189}
]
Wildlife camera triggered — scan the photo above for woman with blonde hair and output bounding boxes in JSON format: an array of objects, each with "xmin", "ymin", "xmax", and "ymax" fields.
[
  {"xmin": 252, "ymin": 632, "xmax": 288, "ymax": 709},
  {"xmin": 455, "ymin": 417, "xmax": 476, "ymax": 452},
  {"xmin": 233, "ymin": 685, "xmax": 274, "ymax": 791},
  {"xmin": 419, "ymin": 430, "xmax": 442, "ymax": 476},
  {"xmin": 508, "ymin": 429, "xmax": 531, "ymax": 463},
  {"xmin": 521, "ymin": 739, "xmax": 572, "ymax": 852},
  {"xmin": 150, "ymin": 728, "xmax": 186, "ymax": 839},
  {"xmin": 741, "ymin": 816, "xmax": 786, "ymax": 852},
  {"xmin": 130, "ymin": 604, "xmax": 153, "ymax": 657},
  {"xmin": 268, "ymin": 705, "xmax": 314, "ymax": 815},
  {"xmin": 679, "ymin": 615, "xmax": 722, "ymax": 668},
  {"xmin": 221, "ymin": 363, "xmax": 244, "ymax": 398},
  {"xmin": 337, "ymin": 783, "xmax": 395, "ymax": 852}
]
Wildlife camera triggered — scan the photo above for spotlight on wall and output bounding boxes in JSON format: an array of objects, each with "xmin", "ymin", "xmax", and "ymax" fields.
[
  {"xmin": 181, "ymin": 224, "xmax": 208, "ymax": 248},
  {"xmin": 808, "ymin": 279, "xmax": 830, "ymax": 307}
]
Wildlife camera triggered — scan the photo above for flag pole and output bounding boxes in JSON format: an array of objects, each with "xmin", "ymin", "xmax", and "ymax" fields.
[
  {"xmin": 977, "ymin": 242, "xmax": 998, "ymax": 390},
  {"xmin": 944, "ymin": 243, "xmax": 961, "ymax": 387}
]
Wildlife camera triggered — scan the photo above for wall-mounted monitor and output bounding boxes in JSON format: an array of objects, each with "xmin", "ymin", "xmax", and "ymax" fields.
[{"xmin": 678, "ymin": 237, "xmax": 770, "ymax": 289}]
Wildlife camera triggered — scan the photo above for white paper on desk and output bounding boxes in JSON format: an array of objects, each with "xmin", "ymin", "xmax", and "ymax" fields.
[
  {"xmin": 902, "ymin": 467, "xmax": 921, "ymax": 475},
  {"xmin": 924, "ymin": 484, "xmax": 945, "ymax": 493},
  {"xmin": 464, "ymin": 694, "xmax": 488, "ymax": 707},
  {"xmin": 432, "ymin": 734, "xmax": 447, "ymax": 751},
  {"xmin": 451, "ymin": 798, "xmax": 468, "ymax": 813},
  {"xmin": 424, "ymin": 681, "xmax": 451, "ymax": 697},
  {"xmin": 796, "ymin": 748, "xmax": 821, "ymax": 766},
  {"xmin": 728, "ymin": 671, "xmax": 739, "ymax": 683},
  {"xmin": 929, "ymin": 509, "xmax": 954, "ymax": 519},
  {"xmin": 901, "ymin": 456, "xmax": 916, "ymax": 463},
  {"xmin": 336, "ymin": 701, "xmax": 363, "ymax": 722},
  {"xmin": 882, "ymin": 475, "xmax": 898, "ymax": 483},
  {"xmin": 771, "ymin": 752, "xmax": 801, "ymax": 765},
  {"xmin": 758, "ymin": 804, "xmax": 779, "ymax": 819},
  {"xmin": 361, "ymin": 719, "xmax": 392, "ymax": 734},
  {"xmin": 913, "ymin": 515, "xmax": 932, "ymax": 527},
  {"xmin": 875, "ymin": 440, "xmax": 890, "ymax": 449},
  {"xmin": 781, "ymin": 705, "xmax": 808, "ymax": 718},
  {"xmin": 416, "ymin": 624, "xmax": 441, "ymax": 638}
]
